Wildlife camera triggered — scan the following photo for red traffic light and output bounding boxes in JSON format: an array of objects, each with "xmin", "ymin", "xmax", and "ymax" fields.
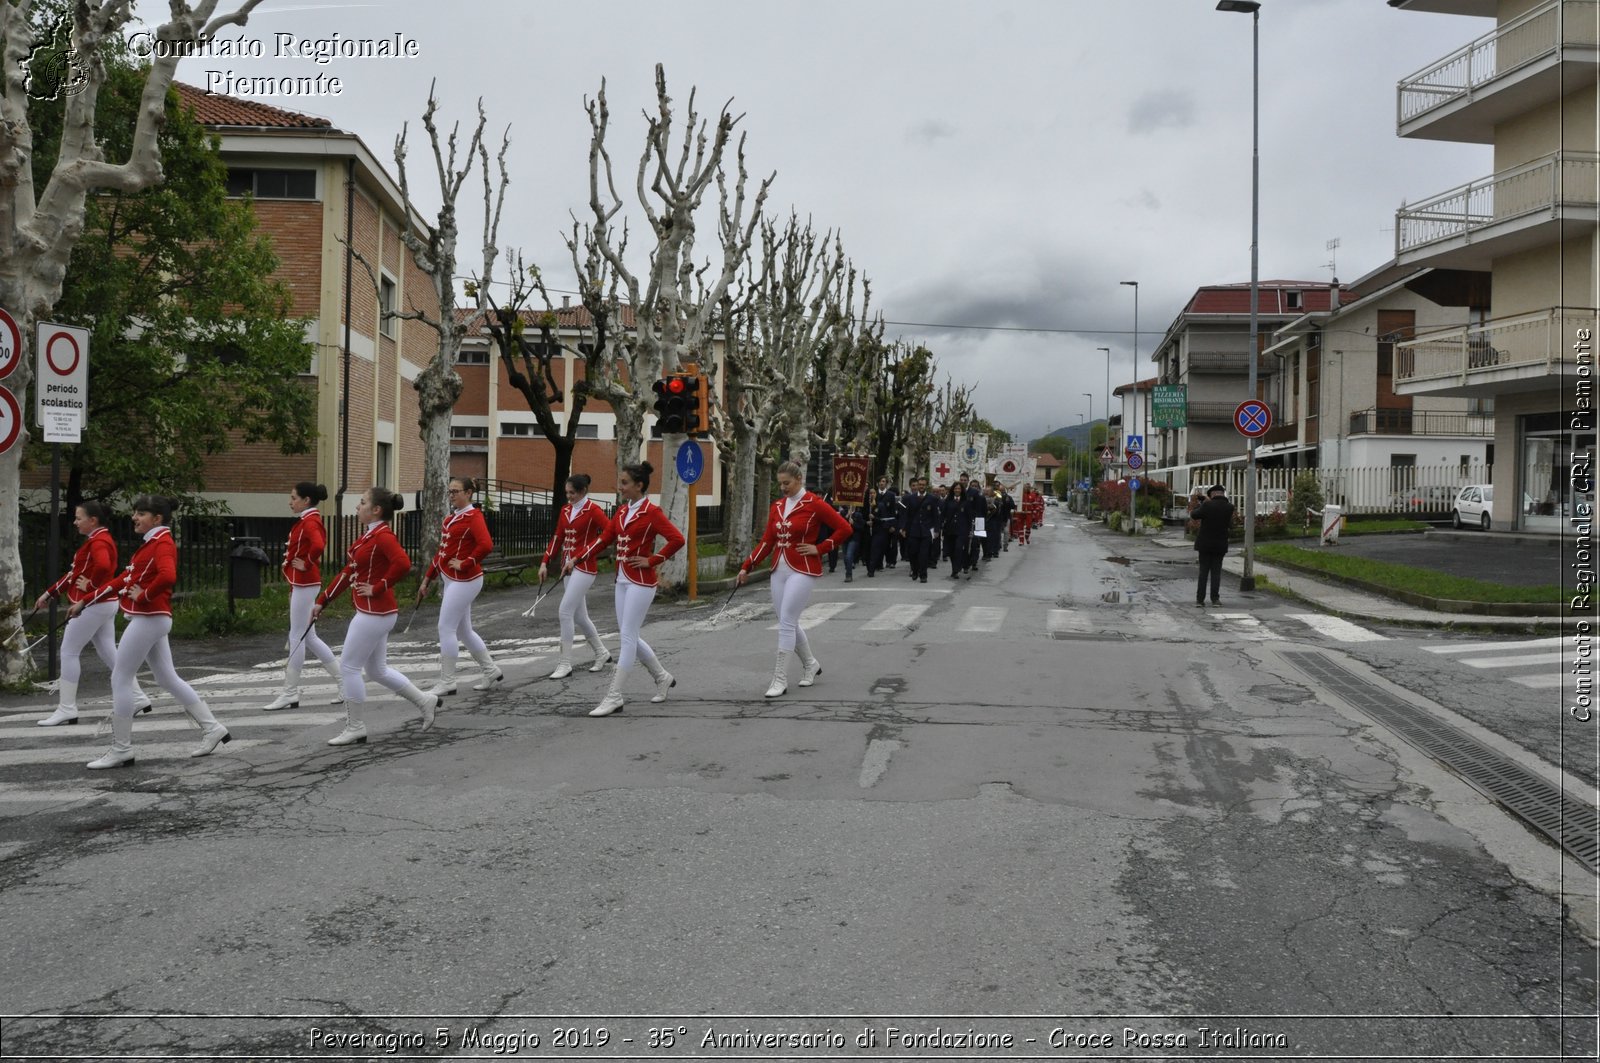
[{"xmin": 667, "ymin": 376, "xmax": 686, "ymax": 394}]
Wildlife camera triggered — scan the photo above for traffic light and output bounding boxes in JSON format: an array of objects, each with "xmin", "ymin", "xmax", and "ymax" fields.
[
  {"xmin": 680, "ymin": 372, "xmax": 706, "ymax": 435},
  {"xmin": 652, "ymin": 373, "xmax": 691, "ymax": 433}
]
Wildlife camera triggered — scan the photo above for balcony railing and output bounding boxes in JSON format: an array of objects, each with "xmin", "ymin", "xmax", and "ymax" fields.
[
  {"xmin": 1186, "ymin": 401, "xmax": 1275, "ymax": 423},
  {"xmin": 1186, "ymin": 350, "xmax": 1255, "ymax": 373},
  {"xmin": 1396, "ymin": 151, "xmax": 1599, "ymax": 256},
  {"xmin": 1347, "ymin": 407, "xmax": 1495, "ymax": 437},
  {"xmin": 1395, "ymin": 307, "xmax": 1599, "ymax": 386},
  {"xmin": 1398, "ymin": 0, "xmax": 1599, "ymax": 126}
]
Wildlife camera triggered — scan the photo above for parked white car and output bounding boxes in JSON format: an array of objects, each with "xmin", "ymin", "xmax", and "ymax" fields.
[{"xmin": 1452, "ymin": 484, "xmax": 1493, "ymax": 530}]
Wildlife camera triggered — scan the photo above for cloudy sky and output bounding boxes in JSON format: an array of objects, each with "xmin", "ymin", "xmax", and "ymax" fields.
[{"xmin": 134, "ymin": 0, "xmax": 1491, "ymax": 442}]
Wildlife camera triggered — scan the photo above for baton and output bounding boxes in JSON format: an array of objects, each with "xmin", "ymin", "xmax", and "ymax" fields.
[
  {"xmin": 3, "ymin": 605, "xmax": 44, "ymax": 648},
  {"xmin": 522, "ymin": 568, "xmax": 567, "ymax": 619},
  {"xmin": 709, "ymin": 581, "xmax": 741, "ymax": 624},
  {"xmin": 402, "ymin": 596, "xmax": 424, "ymax": 634}
]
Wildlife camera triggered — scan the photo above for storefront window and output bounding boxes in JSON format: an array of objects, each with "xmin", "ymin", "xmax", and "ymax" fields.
[{"xmin": 1520, "ymin": 413, "xmax": 1596, "ymax": 532}]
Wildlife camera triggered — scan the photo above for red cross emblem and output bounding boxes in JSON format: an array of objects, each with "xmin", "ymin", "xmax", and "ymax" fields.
[{"xmin": 934, "ymin": 461, "xmax": 951, "ymax": 478}]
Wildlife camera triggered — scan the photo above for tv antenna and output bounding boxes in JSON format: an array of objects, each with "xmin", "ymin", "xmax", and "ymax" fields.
[{"xmin": 1323, "ymin": 237, "xmax": 1340, "ymax": 280}]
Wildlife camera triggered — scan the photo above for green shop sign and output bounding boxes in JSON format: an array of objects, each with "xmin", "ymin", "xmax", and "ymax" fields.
[{"xmin": 1152, "ymin": 384, "xmax": 1187, "ymax": 428}]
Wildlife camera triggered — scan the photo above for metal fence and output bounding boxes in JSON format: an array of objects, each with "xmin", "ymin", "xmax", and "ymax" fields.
[{"xmin": 22, "ymin": 502, "xmax": 729, "ymax": 597}]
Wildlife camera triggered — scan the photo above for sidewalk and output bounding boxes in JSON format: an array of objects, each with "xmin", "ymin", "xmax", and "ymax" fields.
[{"xmin": 1077, "ymin": 515, "xmax": 1576, "ymax": 632}]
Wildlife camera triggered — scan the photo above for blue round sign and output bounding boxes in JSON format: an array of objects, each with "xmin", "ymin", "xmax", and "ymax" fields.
[
  {"xmin": 1129, "ymin": 477, "xmax": 1142, "ymax": 492},
  {"xmin": 675, "ymin": 439, "xmax": 704, "ymax": 484},
  {"xmin": 1235, "ymin": 400, "xmax": 1272, "ymax": 438}
]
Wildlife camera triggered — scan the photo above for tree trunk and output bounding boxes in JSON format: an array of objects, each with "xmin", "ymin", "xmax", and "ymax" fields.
[{"xmin": 414, "ymin": 350, "xmax": 462, "ymax": 559}]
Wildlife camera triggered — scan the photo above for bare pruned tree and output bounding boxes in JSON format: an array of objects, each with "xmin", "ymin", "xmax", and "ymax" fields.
[
  {"xmin": 389, "ymin": 83, "xmax": 508, "ymax": 559},
  {"xmin": 569, "ymin": 65, "xmax": 772, "ymax": 588},
  {"xmin": 0, "ymin": 0, "xmax": 266, "ymax": 681}
]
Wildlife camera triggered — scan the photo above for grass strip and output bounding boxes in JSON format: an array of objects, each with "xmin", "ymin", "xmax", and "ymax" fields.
[{"xmin": 1256, "ymin": 543, "xmax": 1562, "ymax": 604}]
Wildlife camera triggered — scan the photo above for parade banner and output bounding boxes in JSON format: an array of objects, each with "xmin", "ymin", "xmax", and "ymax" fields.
[
  {"xmin": 953, "ymin": 432, "xmax": 989, "ymax": 479},
  {"xmin": 832, "ymin": 455, "xmax": 872, "ymax": 506},
  {"xmin": 990, "ymin": 443, "xmax": 1028, "ymax": 478},
  {"xmin": 929, "ymin": 451, "xmax": 958, "ymax": 488}
]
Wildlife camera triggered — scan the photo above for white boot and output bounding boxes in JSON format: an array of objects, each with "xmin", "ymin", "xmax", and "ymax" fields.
[
  {"xmin": 797, "ymin": 646, "xmax": 822, "ymax": 687},
  {"xmin": 328, "ymin": 702, "xmax": 367, "ymax": 746},
  {"xmin": 264, "ymin": 664, "xmax": 301, "ymax": 711},
  {"xmin": 548, "ymin": 657, "xmax": 574, "ymax": 680},
  {"xmin": 86, "ymin": 714, "xmax": 135, "ymax": 769},
  {"xmin": 398, "ymin": 682, "xmax": 439, "ymax": 732},
  {"xmin": 38, "ymin": 680, "xmax": 79, "ymax": 726},
  {"xmin": 321, "ymin": 659, "xmax": 345, "ymax": 705},
  {"xmin": 649, "ymin": 665, "xmax": 676, "ymax": 704},
  {"xmin": 589, "ymin": 670, "xmax": 626, "ymax": 716},
  {"xmin": 587, "ymin": 633, "xmax": 612, "ymax": 672},
  {"xmin": 185, "ymin": 701, "xmax": 231, "ymax": 758},
  {"xmin": 764, "ymin": 651, "xmax": 789, "ymax": 699},
  {"xmin": 427, "ymin": 655, "xmax": 458, "ymax": 697},
  {"xmin": 470, "ymin": 649, "xmax": 503, "ymax": 691}
]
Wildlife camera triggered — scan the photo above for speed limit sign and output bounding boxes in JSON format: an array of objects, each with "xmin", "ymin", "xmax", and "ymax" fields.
[
  {"xmin": 0, "ymin": 385, "xmax": 21, "ymax": 455},
  {"xmin": 0, "ymin": 307, "xmax": 20, "ymax": 380}
]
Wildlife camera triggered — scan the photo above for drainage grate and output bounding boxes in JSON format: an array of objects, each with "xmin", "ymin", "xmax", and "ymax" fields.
[{"xmin": 1284, "ymin": 651, "xmax": 1600, "ymax": 874}]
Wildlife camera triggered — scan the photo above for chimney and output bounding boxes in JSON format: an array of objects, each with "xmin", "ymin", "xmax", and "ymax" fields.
[
  {"xmin": 562, "ymin": 295, "xmax": 571, "ymax": 309},
  {"xmin": 1329, "ymin": 277, "xmax": 1340, "ymax": 311}
]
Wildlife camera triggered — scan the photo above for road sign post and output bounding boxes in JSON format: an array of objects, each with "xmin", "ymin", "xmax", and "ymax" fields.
[
  {"xmin": 676, "ymin": 439, "xmax": 704, "ymax": 601},
  {"xmin": 1233, "ymin": 400, "xmax": 1272, "ymax": 594},
  {"xmin": 37, "ymin": 321, "xmax": 90, "ymax": 681}
]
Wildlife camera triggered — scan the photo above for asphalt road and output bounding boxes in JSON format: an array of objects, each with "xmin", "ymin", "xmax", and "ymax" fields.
[{"xmin": 0, "ymin": 518, "xmax": 1594, "ymax": 1060}]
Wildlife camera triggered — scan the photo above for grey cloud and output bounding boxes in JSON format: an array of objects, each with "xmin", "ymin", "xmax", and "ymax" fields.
[
  {"xmin": 907, "ymin": 119, "xmax": 957, "ymax": 144},
  {"xmin": 1127, "ymin": 89, "xmax": 1195, "ymax": 134}
]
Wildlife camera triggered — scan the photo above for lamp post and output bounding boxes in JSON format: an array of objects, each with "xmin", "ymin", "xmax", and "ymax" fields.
[
  {"xmin": 1096, "ymin": 346, "xmax": 1111, "ymax": 488},
  {"xmin": 1121, "ymin": 281, "xmax": 1139, "ymax": 529},
  {"xmin": 1218, "ymin": 0, "xmax": 1260, "ymax": 590}
]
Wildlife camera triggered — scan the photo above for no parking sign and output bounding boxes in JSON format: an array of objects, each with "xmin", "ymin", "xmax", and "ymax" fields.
[{"xmin": 36, "ymin": 321, "xmax": 88, "ymax": 443}]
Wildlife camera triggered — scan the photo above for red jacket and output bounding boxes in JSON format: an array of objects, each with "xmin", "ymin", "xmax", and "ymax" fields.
[
  {"xmin": 318, "ymin": 522, "xmax": 411, "ymax": 616},
  {"xmin": 283, "ymin": 509, "xmax": 327, "ymax": 587},
  {"xmin": 742, "ymin": 491, "xmax": 853, "ymax": 577},
  {"xmin": 46, "ymin": 528, "xmax": 119, "ymax": 605},
  {"xmin": 425, "ymin": 505, "xmax": 493, "ymax": 583},
  {"xmin": 576, "ymin": 498, "xmax": 685, "ymax": 588},
  {"xmin": 88, "ymin": 526, "xmax": 178, "ymax": 617},
  {"xmin": 542, "ymin": 498, "xmax": 608, "ymax": 576}
]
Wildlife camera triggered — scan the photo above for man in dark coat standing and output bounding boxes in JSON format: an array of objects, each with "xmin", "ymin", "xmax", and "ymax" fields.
[
  {"xmin": 1192, "ymin": 483, "xmax": 1237, "ymax": 606},
  {"xmin": 944, "ymin": 476, "xmax": 970, "ymax": 578},
  {"xmin": 900, "ymin": 477, "xmax": 936, "ymax": 583},
  {"xmin": 962, "ymin": 476, "xmax": 988, "ymax": 574}
]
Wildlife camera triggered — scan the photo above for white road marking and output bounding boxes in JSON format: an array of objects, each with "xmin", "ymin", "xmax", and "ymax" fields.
[
  {"xmin": 0, "ymin": 712, "xmax": 343, "ymax": 742},
  {"xmin": 858, "ymin": 738, "xmax": 901, "ymax": 788},
  {"xmin": 768, "ymin": 602, "xmax": 853, "ymax": 630},
  {"xmin": 957, "ymin": 606, "xmax": 1006, "ymax": 633},
  {"xmin": 1047, "ymin": 609, "xmax": 1094, "ymax": 634},
  {"xmin": 1510, "ymin": 674, "xmax": 1567, "ymax": 689},
  {"xmin": 1423, "ymin": 637, "xmax": 1567, "ymax": 655},
  {"xmin": 1286, "ymin": 613, "xmax": 1389, "ymax": 643},
  {"xmin": 0, "ymin": 740, "xmax": 272, "ymax": 768},
  {"xmin": 1461, "ymin": 651, "xmax": 1568, "ymax": 669},
  {"xmin": 862, "ymin": 604, "xmax": 931, "ymax": 631}
]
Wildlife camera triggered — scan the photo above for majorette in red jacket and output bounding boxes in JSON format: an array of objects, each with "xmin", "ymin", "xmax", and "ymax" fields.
[
  {"xmin": 741, "ymin": 491, "xmax": 853, "ymax": 577},
  {"xmin": 424, "ymin": 504, "xmax": 493, "ymax": 583},
  {"xmin": 283, "ymin": 508, "xmax": 327, "ymax": 587},
  {"xmin": 317, "ymin": 521, "xmax": 411, "ymax": 616},
  {"xmin": 574, "ymin": 498, "xmax": 685, "ymax": 588},
  {"xmin": 86, "ymin": 526, "xmax": 179, "ymax": 617},
  {"xmin": 542, "ymin": 498, "xmax": 608, "ymax": 576},
  {"xmin": 45, "ymin": 527, "xmax": 119, "ymax": 605}
]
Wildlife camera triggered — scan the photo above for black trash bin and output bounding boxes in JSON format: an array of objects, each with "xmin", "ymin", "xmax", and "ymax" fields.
[{"xmin": 229, "ymin": 536, "xmax": 272, "ymax": 612}]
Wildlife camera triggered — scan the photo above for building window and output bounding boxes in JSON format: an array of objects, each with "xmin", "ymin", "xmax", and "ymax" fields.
[
  {"xmin": 1285, "ymin": 290, "xmax": 1303, "ymax": 310},
  {"xmin": 455, "ymin": 348, "xmax": 489, "ymax": 365},
  {"xmin": 574, "ymin": 423, "xmax": 599, "ymax": 439},
  {"xmin": 452, "ymin": 425, "xmax": 489, "ymax": 441},
  {"xmin": 375, "ymin": 442, "xmax": 392, "ymax": 489},
  {"xmin": 379, "ymin": 275, "xmax": 397, "ymax": 339},
  {"xmin": 224, "ymin": 168, "xmax": 316, "ymax": 199},
  {"xmin": 501, "ymin": 423, "xmax": 535, "ymax": 437}
]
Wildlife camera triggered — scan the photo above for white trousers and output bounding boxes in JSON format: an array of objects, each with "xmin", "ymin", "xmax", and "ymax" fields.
[
  {"xmin": 613, "ymin": 577, "xmax": 660, "ymax": 675},
  {"xmin": 769, "ymin": 560, "xmax": 817, "ymax": 657},
  {"xmin": 59, "ymin": 601, "xmax": 120, "ymax": 685},
  {"xmin": 339, "ymin": 611, "xmax": 409, "ymax": 703},
  {"xmin": 438, "ymin": 575, "xmax": 488, "ymax": 662},
  {"xmin": 558, "ymin": 569, "xmax": 601, "ymax": 653},
  {"xmin": 112, "ymin": 615, "xmax": 199, "ymax": 718},
  {"xmin": 286, "ymin": 584, "xmax": 338, "ymax": 673}
]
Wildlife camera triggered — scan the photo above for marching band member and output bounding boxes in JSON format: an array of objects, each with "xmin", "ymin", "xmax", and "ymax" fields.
[
  {"xmin": 419, "ymin": 477, "xmax": 502, "ymax": 696},
  {"xmin": 736, "ymin": 460, "xmax": 853, "ymax": 698},
  {"xmin": 34, "ymin": 501, "xmax": 152, "ymax": 726},
  {"xmin": 73, "ymin": 495, "xmax": 229, "ymax": 769},
  {"xmin": 264, "ymin": 482, "xmax": 344, "ymax": 711},
  {"xmin": 539, "ymin": 473, "xmax": 613, "ymax": 678},
  {"xmin": 567, "ymin": 461, "xmax": 684, "ymax": 717},
  {"xmin": 311, "ymin": 488, "xmax": 439, "ymax": 746}
]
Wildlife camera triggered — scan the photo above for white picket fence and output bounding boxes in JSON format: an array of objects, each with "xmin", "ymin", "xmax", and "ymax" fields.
[{"xmin": 1166, "ymin": 463, "xmax": 1492, "ymax": 516}]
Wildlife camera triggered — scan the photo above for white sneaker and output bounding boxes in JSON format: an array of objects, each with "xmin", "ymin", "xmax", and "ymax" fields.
[
  {"xmin": 651, "ymin": 670, "xmax": 676, "ymax": 703},
  {"xmin": 327, "ymin": 722, "xmax": 368, "ymax": 746},
  {"xmin": 263, "ymin": 691, "xmax": 299, "ymax": 711},
  {"xmin": 588, "ymin": 692, "xmax": 625, "ymax": 717},
  {"xmin": 37, "ymin": 707, "xmax": 79, "ymax": 727},
  {"xmin": 588, "ymin": 648, "xmax": 613, "ymax": 673},
  {"xmin": 548, "ymin": 660, "xmax": 574, "ymax": 680}
]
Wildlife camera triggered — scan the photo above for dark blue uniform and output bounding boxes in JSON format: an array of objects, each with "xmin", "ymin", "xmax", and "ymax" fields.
[
  {"xmin": 870, "ymin": 490, "xmax": 901, "ymax": 575},
  {"xmin": 900, "ymin": 489, "xmax": 937, "ymax": 582},
  {"xmin": 962, "ymin": 484, "xmax": 988, "ymax": 572}
]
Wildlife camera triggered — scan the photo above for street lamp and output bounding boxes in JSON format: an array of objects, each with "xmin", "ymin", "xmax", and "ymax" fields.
[
  {"xmin": 1096, "ymin": 346, "xmax": 1111, "ymax": 484},
  {"xmin": 1218, "ymin": 0, "xmax": 1260, "ymax": 591},
  {"xmin": 1120, "ymin": 281, "xmax": 1139, "ymax": 528}
]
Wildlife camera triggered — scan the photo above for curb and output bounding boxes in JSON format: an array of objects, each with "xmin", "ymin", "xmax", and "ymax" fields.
[{"xmin": 1255, "ymin": 555, "xmax": 1567, "ymax": 618}]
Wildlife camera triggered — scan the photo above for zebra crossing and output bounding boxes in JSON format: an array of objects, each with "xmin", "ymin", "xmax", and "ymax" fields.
[
  {"xmin": 0, "ymin": 635, "xmax": 574, "ymax": 803},
  {"xmin": 1422, "ymin": 636, "xmax": 1580, "ymax": 691}
]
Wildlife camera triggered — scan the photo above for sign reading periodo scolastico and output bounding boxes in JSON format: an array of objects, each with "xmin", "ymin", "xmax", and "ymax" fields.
[{"xmin": 36, "ymin": 321, "xmax": 88, "ymax": 442}]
